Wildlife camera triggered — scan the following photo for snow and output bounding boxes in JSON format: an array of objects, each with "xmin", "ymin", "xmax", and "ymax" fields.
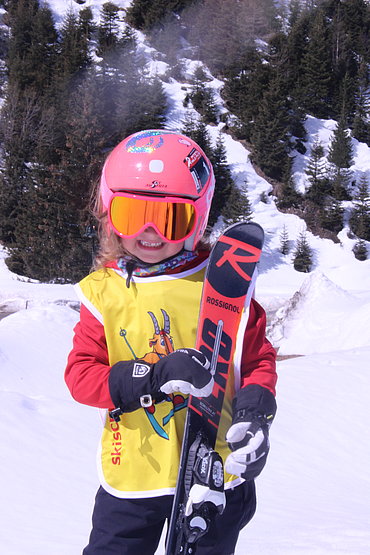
[
  {"xmin": 2, "ymin": 254, "xmax": 370, "ymax": 555},
  {"xmin": 292, "ymin": 115, "xmax": 370, "ymax": 194},
  {"xmin": 1, "ymin": 0, "xmax": 370, "ymax": 553},
  {"xmin": 49, "ymin": 0, "xmax": 133, "ymax": 26},
  {"xmin": 268, "ymin": 271, "xmax": 370, "ymax": 355}
]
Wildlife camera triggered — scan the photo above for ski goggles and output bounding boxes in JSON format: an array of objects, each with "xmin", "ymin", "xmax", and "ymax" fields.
[{"xmin": 108, "ymin": 192, "xmax": 198, "ymax": 243}]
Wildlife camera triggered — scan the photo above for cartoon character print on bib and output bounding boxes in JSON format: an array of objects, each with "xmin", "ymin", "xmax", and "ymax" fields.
[{"xmin": 119, "ymin": 308, "xmax": 188, "ymax": 440}]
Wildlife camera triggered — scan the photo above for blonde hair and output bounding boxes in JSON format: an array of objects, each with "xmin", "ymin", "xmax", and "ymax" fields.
[
  {"xmin": 89, "ymin": 179, "xmax": 212, "ymax": 271},
  {"xmin": 89, "ymin": 180, "xmax": 129, "ymax": 270}
]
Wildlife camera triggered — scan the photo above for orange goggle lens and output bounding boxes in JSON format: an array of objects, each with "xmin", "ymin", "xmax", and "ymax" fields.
[{"xmin": 109, "ymin": 195, "xmax": 197, "ymax": 242}]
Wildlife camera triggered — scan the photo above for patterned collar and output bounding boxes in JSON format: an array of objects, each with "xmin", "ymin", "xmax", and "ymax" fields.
[{"xmin": 117, "ymin": 250, "xmax": 199, "ymax": 286}]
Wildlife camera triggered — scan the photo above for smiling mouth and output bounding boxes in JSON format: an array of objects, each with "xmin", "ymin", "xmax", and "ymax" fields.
[{"xmin": 138, "ymin": 240, "xmax": 163, "ymax": 248}]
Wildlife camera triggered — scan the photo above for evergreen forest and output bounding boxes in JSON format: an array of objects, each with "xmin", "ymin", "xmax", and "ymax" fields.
[{"xmin": 0, "ymin": 0, "xmax": 369, "ymax": 281}]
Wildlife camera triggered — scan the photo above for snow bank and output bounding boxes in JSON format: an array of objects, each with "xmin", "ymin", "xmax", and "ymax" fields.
[
  {"xmin": 0, "ymin": 248, "xmax": 77, "ymax": 312},
  {"xmin": 0, "ymin": 305, "xmax": 101, "ymax": 555},
  {"xmin": 0, "ymin": 305, "xmax": 79, "ymax": 396},
  {"xmin": 267, "ymin": 271, "xmax": 370, "ymax": 355},
  {"xmin": 242, "ymin": 348, "xmax": 370, "ymax": 554}
]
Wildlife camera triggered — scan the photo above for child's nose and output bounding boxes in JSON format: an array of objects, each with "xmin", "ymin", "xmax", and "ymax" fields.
[{"xmin": 142, "ymin": 226, "xmax": 161, "ymax": 237}]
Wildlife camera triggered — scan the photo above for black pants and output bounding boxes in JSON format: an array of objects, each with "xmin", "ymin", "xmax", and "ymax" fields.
[{"xmin": 83, "ymin": 482, "xmax": 256, "ymax": 555}]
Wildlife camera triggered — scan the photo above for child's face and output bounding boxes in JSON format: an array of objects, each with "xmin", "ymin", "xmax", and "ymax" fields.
[{"xmin": 121, "ymin": 227, "xmax": 185, "ymax": 264}]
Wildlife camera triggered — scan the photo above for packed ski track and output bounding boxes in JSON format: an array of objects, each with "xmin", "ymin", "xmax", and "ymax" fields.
[{"xmin": 1, "ymin": 1, "xmax": 370, "ymax": 554}]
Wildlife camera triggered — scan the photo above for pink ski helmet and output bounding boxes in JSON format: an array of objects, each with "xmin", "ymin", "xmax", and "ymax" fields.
[{"xmin": 100, "ymin": 129, "xmax": 215, "ymax": 250}]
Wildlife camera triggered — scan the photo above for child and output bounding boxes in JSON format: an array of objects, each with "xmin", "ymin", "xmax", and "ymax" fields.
[{"xmin": 65, "ymin": 129, "xmax": 277, "ymax": 555}]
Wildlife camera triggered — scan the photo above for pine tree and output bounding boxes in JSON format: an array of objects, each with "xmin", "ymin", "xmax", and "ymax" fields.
[
  {"xmin": 10, "ymin": 163, "xmax": 92, "ymax": 282},
  {"xmin": 320, "ymin": 197, "xmax": 344, "ymax": 233},
  {"xmin": 337, "ymin": 0, "xmax": 370, "ymax": 61},
  {"xmin": 0, "ymin": 91, "xmax": 59, "ymax": 245},
  {"xmin": 114, "ymin": 70, "xmax": 167, "ymax": 139},
  {"xmin": 327, "ymin": 115, "xmax": 354, "ymax": 199},
  {"xmin": 97, "ymin": 2, "xmax": 120, "ymax": 57},
  {"xmin": 126, "ymin": 0, "xmax": 194, "ymax": 31},
  {"xmin": 330, "ymin": 1, "xmax": 358, "ymax": 119},
  {"xmin": 7, "ymin": 0, "xmax": 56, "ymax": 92},
  {"xmin": 208, "ymin": 132, "xmax": 234, "ymax": 226},
  {"xmin": 190, "ymin": 74, "xmax": 218, "ymax": 125},
  {"xmin": 27, "ymin": 4, "xmax": 58, "ymax": 93},
  {"xmin": 352, "ymin": 60, "xmax": 370, "ymax": 144},
  {"xmin": 328, "ymin": 116, "xmax": 354, "ymax": 169},
  {"xmin": 277, "ymin": 169, "xmax": 303, "ymax": 210},
  {"xmin": 181, "ymin": 120, "xmax": 213, "ymax": 161},
  {"xmin": 221, "ymin": 46, "xmax": 269, "ymax": 141},
  {"xmin": 221, "ymin": 180, "xmax": 253, "ymax": 226},
  {"xmin": 284, "ymin": 9, "xmax": 312, "ymax": 102},
  {"xmin": 78, "ymin": 7, "xmax": 95, "ymax": 39},
  {"xmin": 287, "ymin": 0, "xmax": 304, "ymax": 30},
  {"xmin": 184, "ymin": 0, "xmax": 279, "ymax": 75},
  {"xmin": 300, "ymin": 9, "xmax": 334, "ymax": 117},
  {"xmin": 349, "ymin": 174, "xmax": 370, "ymax": 241},
  {"xmin": 0, "ymin": 0, "xmax": 59, "ymax": 246},
  {"xmin": 251, "ymin": 73, "xmax": 291, "ymax": 181},
  {"xmin": 181, "ymin": 113, "xmax": 198, "ymax": 139},
  {"xmin": 293, "ymin": 230, "xmax": 313, "ymax": 272},
  {"xmin": 126, "ymin": 76, "xmax": 167, "ymax": 134},
  {"xmin": 64, "ymin": 68, "xmax": 108, "ymax": 182},
  {"xmin": 279, "ymin": 224, "xmax": 290, "ymax": 255},
  {"xmin": 4, "ymin": 68, "xmax": 107, "ymax": 281},
  {"xmin": 305, "ymin": 139, "xmax": 329, "ymax": 203},
  {"xmin": 57, "ymin": 8, "xmax": 90, "ymax": 79}
]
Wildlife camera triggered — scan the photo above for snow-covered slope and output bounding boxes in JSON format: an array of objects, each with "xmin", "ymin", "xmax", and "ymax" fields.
[{"xmin": 1, "ymin": 299, "xmax": 370, "ymax": 554}]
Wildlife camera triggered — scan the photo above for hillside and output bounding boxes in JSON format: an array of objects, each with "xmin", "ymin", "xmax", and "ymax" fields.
[
  {"xmin": 1, "ymin": 0, "xmax": 369, "ymax": 285},
  {"xmin": 1, "ymin": 0, "xmax": 370, "ymax": 291}
]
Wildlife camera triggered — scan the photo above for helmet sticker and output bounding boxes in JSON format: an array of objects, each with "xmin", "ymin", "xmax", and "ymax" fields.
[
  {"xmin": 178, "ymin": 137, "xmax": 192, "ymax": 147},
  {"xmin": 126, "ymin": 130, "xmax": 165, "ymax": 153},
  {"xmin": 144, "ymin": 180, "xmax": 167, "ymax": 189},
  {"xmin": 184, "ymin": 149, "xmax": 210, "ymax": 194},
  {"xmin": 184, "ymin": 148, "xmax": 202, "ymax": 168}
]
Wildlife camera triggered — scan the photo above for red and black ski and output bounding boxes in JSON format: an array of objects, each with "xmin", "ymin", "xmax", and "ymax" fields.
[{"xmin": 165, "ymin": 221, "xmax": 264, "ymax": 555}]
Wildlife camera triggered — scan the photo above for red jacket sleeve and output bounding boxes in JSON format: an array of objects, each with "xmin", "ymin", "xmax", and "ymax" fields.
[
  {"xmin": 65, "ymin": 304, "xmax": 114, "ymax": 409},
  {"xmin": 240, "ymin": 299, "xmax": 277, "ymax": 396},
  {"xmin": 65, "ymin": 298, "xmax": 277, "ymax": 409}
]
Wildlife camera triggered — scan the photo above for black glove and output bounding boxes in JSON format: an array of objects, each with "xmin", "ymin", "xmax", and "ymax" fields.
[
  {"xmin": 109, "ymin": 348, "xmax": 212, "ymax": 413},
  {"xmin": 225, "ymin": 384, "xmax": 277, "ymax": 481}
]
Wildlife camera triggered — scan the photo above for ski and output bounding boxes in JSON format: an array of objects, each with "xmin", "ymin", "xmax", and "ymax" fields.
[{"xmin": 165, "ymin": 221, "xmax": 264, "ymax": 555}]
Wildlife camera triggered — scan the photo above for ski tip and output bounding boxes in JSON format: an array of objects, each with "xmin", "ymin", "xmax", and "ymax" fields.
[
  {"xmin": 221, "ymin": 221, "xmax": 264, "ymax": 247},
  {"xmin": 224, "ymin": 221, "xmax": 264, "ymax": 233}
]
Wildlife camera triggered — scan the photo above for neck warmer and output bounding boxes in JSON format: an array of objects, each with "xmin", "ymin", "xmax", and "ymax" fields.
[{"xmin": 117, "ymin": 250, "xmax": 198, "ymax": 287}]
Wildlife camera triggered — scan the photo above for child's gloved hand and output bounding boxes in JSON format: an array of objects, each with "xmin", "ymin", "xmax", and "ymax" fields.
[
  {"xmin": 225, "ymin": 419, "xmax": 270, "ymax": 481},
  {"xmin": 154, "ymin": 349, "xmax": 212, "ymax": 396},
  {"xmin": 109, "ymin": 348, "xmax": 213, "ymax": 413},
  {"xmin": 224, "ymin": 385, "xmax": 277, "ymax": 481}
]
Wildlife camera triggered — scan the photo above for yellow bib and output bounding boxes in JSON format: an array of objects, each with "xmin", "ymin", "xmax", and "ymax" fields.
[{"xmin": 77, "ymin": 263, "xmax": 242, "ymax": 498}]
